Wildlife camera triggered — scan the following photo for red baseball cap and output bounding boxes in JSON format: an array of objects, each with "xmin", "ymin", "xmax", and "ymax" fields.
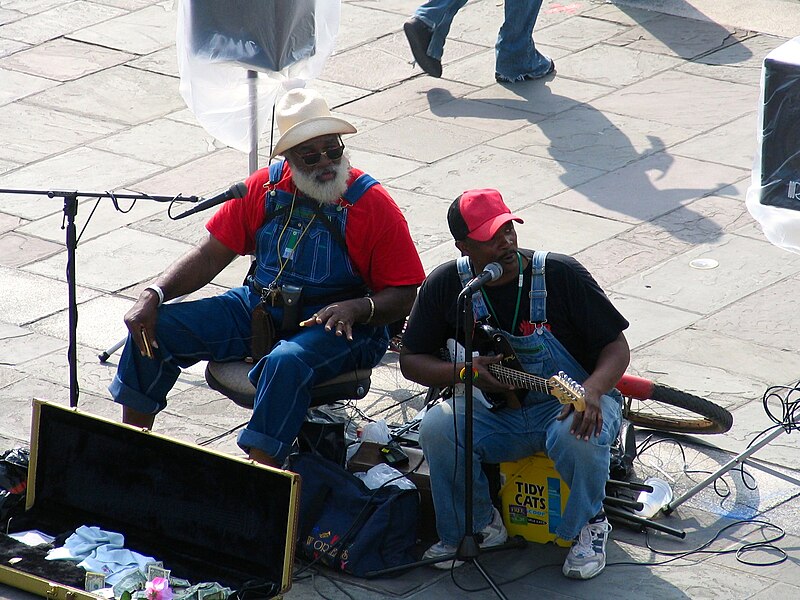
[{"xmin": 447, "ymin": 189, "xmax": 523, "ymax": 242}]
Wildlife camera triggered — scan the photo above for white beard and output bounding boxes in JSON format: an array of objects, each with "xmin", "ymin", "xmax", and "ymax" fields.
[{"xmin": 288, "ymin": 153, "xmax": 351, "ymax": 205}]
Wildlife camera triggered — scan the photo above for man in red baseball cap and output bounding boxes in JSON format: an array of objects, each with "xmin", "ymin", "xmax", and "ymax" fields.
[{"xmin": 401, "ymin": 188, "xmax": 630, "ymax": 579}]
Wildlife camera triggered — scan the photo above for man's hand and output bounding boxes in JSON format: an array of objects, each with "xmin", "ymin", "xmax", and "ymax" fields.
[
  {"xmin": 557, "ymin": 389, "xmax": 603, "ymax": 440},
  {"xmin": 299, "ymin": 298, "xmax": 367, "ymax": 341},
  {"xmin": 471, "ymin": 354, "xmax": 515, "ymax": 394},
  {"xmin": 124, "ymin": 289, "xmax": 160, "ymax": 359}
]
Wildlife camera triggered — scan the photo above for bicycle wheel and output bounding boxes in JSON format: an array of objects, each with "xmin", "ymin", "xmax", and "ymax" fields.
[{"xmin": 617, "ymin": 375, "xmax": 733, "ymax": 434}]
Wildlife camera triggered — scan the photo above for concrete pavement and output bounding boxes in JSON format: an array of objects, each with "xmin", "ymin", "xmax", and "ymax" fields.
[{"xmin": 2, "ymin": 0, "xmax": 800, "ymax": 598}]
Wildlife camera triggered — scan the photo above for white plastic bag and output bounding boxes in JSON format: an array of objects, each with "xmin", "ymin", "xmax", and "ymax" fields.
[
  {"xmin": 354, "ymin": 463, "xmax": 417, "ymax": 490},
  {"xmin": 176, "ymin": 0, "xmax": 340, "ymax": 152}
]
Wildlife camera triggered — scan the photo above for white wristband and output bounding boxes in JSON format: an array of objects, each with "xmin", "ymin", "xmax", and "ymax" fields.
[{"xmin": 144, "ymin": 285, "xmax": 164, "ymax": 306}]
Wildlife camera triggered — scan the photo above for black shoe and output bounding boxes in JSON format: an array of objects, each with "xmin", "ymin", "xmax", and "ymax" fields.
[
  {"xmin": 403, "ymin": 17, "xmax": 442, "ymax": 78},
  {"xmin": 495, "ymin": 59, "xmax": 556, "ymax": 83}
]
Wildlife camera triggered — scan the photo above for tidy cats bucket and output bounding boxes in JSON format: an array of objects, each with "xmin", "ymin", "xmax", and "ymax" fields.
[{"xmin": 498, "ymin": 453, "xmax": 571, "ymax": 547}]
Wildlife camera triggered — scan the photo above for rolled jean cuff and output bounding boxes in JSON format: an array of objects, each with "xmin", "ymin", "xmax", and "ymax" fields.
[
  {"xmin": 109, "ymin": 375, "xmax": 164, "ymax": 415},
  {"xmin": 237, "ymin": 428, "xmax": 290, "ymax": 462}
]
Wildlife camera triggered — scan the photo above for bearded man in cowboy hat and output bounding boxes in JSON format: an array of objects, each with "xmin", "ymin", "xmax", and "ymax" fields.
[{"xmin": 111, "ymin": 88, "xmax": 425, "ymax": 467}]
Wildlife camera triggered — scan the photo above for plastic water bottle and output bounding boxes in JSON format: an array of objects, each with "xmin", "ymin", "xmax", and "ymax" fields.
[{"xmin": 634, "ymin": 477, "xmax": 673, "ymax": 519}]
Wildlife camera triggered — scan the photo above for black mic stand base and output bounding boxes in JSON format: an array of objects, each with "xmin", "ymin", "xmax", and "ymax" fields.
[{"xmin": 364, "ymin": 535, "xmax": 526, "ymax": 581}]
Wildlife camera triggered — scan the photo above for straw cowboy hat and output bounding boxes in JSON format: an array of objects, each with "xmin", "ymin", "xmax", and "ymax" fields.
[{"xmin": 269, "ymin": 88, "xmax": 357, "ymax": 160}]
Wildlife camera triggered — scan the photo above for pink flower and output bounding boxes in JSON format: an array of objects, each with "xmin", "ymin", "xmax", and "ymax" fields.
[{"xmin": 145, "ymin": 577, "xmax": 173, "ymax": 600}]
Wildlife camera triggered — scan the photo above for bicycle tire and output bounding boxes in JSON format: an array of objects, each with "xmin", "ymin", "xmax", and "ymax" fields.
[{"xmin": 621, "ymin": 381, "xmax": 733, "ymax": 434}]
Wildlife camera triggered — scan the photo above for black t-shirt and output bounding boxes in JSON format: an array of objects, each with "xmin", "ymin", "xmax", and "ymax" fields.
[{"xmin": 402, "ymin": 250, "xmax": 629, "ymax": 374}]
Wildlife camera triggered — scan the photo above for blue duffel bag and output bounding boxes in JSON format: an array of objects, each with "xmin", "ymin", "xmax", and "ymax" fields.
[{"xmin": 287, "ymin": 452, "xmax": 419, "ymax": 577}]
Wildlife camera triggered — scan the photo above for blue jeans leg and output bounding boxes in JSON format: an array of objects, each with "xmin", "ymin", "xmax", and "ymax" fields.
[
  {"xmin": 495, "ymin": 0, "xmax": 550, "ymax": 79},
  {"xmin": 237, "ymin": 323, "xmax": 388, "ymax": 462},
  {"xmin": 414, "ymin": 0, "xmax": 469, "ymax": 60},
  {"xmin": 546, "ymin": 394, "xmax": 622, "ymax": 539},
  {"xmin": 420, "ymin": 395, "xmax": 546, "ymax": 546},
  {"xmin": 109, "ymin": 287, "xmax": 255, "ymax": 414}
]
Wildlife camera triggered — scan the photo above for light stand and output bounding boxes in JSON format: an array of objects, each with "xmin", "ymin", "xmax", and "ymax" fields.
[{"xmin": 0, "ymin": 187, "xmax": 196, "ymax": 408}]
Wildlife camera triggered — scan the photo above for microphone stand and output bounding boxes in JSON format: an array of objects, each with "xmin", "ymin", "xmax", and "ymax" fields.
[
  {"xmin": 366, "ymin": 283, "xmax": 524, "ymax": 596},
  {"xmin": 0, "ymin": 187, "xmax": 197, "ymax": 408}
]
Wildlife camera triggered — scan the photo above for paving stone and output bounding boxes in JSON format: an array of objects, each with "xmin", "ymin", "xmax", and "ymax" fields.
[
  {"xmin": 612, "ymin": 233, "xmax": 800, "ymax": 313},
  {"xmin": 69, "ymin": 3, "xmax": 177, "ymax": 55},
  {"xmin": 348, "ymin": 115, "xmax": 494, "ymax": 163},
  {"xmin": 0, "ymin": 8, "xmax": 24, "ymax": 25},
  {"xmin": 391, "ymin": 144, "xmax": 604, "ymax": 205},
  {"xmin": 607, "ymin": 293, "xmax": 699, "ymax": 350},
  {"xmin": 0, "ymin": 66, "xmax": 58, "ymax": 107},
  {"xmin": 347, "ymin": 148, "xmax": 424, "ymax": 183},
  {"xmin": 89, "ymin": 118, "xmax": 216, "ymax": 168},
  {"xmin": 0, "ymin": 1, "xmax": 125, "ymax": 45},
  {"xmin": 0, "ymin": 212, "xmax": 24, "ymax": 235},
  {"xmin": 545, "ymin": 153, "xmax": 747, "ymax": 224},
  {"xmin": 535, "ymin": 15, "xmax": 630, "ymax": 51},
  {"xmin": 24, "ymin": 228, "xmax": 192, "ymax": 293},
  {"xmin": 324, "ymin": 31, "xmax": 479, "ymax": 91},
  {"xmin": 721, "ymin": 398, "xmax": 800, "ymax": 471},
  {"xmin": 671, "ymin": 112, "xmax": 759, "ymax": 170},
  {"xmin": 0, "ymin": 37, "xmax": 133, "ymax": 81},
  {"xmin": 617, "ymin": 194, "xmax": 755, "ymax": 255},
  {"xmin": 17, "ymin": 342, "xmax": 119, "ymax": 399},
  {"xmin": 382, "ymin": 187, "xmax": 454, "ymax": 256},
  {"xmin": 416, "ymin": 93, "xmax": 540, "ymax": 135},
  {"xmin": 490, "ymin": 104, "xmax": 695, "ymax": 172},
  {"xmin": 0, "ymin": 158, "xmax": 19, "ymax": 175},
  {"xmin": 338, "ymin": 75, "xmax": 477, "ymax": 123},
  {"xmin": 514, "ymin": 202, "xmax": 631, "ymax": 255},
  {"xmin": 695, "ymin": 273, "xmax": 800, "ymax": 353},
  {"xmin": 592, "ymin": 70, "xmax": 757, "ymax": 130},
  {"xmin": 605, "ymin": 12, "xmax": 750, "ymax": 60},
  {"xmin": 0, "ymin": 320, "xmax": 65, "ymax": 366},
  {"xmin": 0, "ymin": 146, "xmax": 165, "ymax": 221},
  {"xmin": 306, "ymin": 78, "xmax": 372, "ymax": 109},
  {"xmin": 583, "ymin": 2, "xmax": 664, "ymax": 27},
  {"xmin": 0, "ymin": 37, "xmax": 27, "ymax": 58},
  {"xmin": 466, "ymin": 75, "xmax": 613, "ymax": 118},
  {"xmin": 574, "ymin": 237, "xmax": 666, "ymax": 289},
  {"xmin": 0, "ymin": 102, "xmax": 122, "ymax": 164},
  {"xmin": 0, "ymin": 0, "xmax": 71, "ymax": 15},
  {"xmin": 25, "ymin": 65, "xmax": 184, "ymax": 125},
  {"xmin": 556, "ymin": 43, "xmax": 682, "ymax": 88},
  {"xmin": 338, "ymin": 3, "xmax": 406, "ymax": 54},
  {"xmin": 0, "ymin": 265, "xmax": 100, "ymax": 326},
  {"xmin": 0, "ymin": 232, "xmax": 60, "ymax": 267},
  {"xmin": 127, "ymin": 45, "xmax": 177, "ymax": 77}
]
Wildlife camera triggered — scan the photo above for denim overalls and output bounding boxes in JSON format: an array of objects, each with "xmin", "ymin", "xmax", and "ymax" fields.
[
  {"xmin": 419, "ymin": 251, "xmax": 621, "ymax": 545},
  {"xmin": 111, "ymin": 161, "xmax": 389, "ymax": 461}
]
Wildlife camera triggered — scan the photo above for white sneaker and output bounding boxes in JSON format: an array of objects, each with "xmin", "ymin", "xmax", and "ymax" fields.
[
  {"xmin": 562, "ymin": 514, "xmax": 611, "ymax": 580},
  {"xmin": 423, "ymin": 507, "xmax": 508, "ymax": 569}
]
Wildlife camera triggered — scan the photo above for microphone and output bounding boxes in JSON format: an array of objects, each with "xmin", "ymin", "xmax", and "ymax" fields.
[
  {"xmin": 174, "ymin": 182, "xmax": 248, "ymax": 219},
  {"xmin": 462, "ymin": 262, "xmax": 503, "ymax": 294}
]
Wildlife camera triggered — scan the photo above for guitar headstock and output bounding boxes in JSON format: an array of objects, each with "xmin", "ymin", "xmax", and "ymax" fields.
[{"xmin": 549, "ymin": 371, "xmax": 586, "ymax": 412}]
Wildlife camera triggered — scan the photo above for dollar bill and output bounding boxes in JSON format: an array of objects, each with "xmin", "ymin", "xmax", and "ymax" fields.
[
  {"xmin": 146, "ymin": 564, "xmax": 171, "ymax": 582},
  {"xmin": 112, "ymin": 568, "xmax": 146, "ymax": 599},
  {"xmin": 169, "ymin": 576, "xmax": 191, "ymax": 589},
  {"xmin": 84, "ymin": 571, "xmax": 106, "ymax": 592}
]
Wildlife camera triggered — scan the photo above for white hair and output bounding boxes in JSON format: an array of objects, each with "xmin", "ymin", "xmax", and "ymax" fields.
[{"xmin": 287, "ymin": 152, "xmax": 351, "ymax": 205}]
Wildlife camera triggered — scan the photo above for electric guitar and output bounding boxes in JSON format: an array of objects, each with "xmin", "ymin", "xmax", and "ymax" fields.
[{"xmin": 453, "ymin": 323, "xmax": 586, "ymax": 412}]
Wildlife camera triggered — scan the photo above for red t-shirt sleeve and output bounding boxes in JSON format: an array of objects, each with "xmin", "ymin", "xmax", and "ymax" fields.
[
  {"xmin": 344, "ymin": 183, "xmax": 425, "ymax": 293},
  {"xmin": 205, "ymin": 167, "xmax": 276, "ymax": 254}
]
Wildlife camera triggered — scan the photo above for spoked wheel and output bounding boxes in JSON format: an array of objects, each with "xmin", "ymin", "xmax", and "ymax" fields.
[{"xmin": 617, "ymin": 374, "xmax": 733, "ymax": 434}]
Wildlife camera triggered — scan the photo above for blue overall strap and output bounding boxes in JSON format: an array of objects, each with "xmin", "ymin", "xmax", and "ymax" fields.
[
  {"xmin": 268, "ymin": 159, "xmax": 285, "ymax": 185},
  {"xmin": 341, "ymin": 173, "xmax": 379, "ymax": 205},
  {"xmin": 456, "ymin": 257, "xmax": 491, "ymax": 321},
  {"xmin": 529, "ymin": 250, "xmax": 548, "ymax": 324}
]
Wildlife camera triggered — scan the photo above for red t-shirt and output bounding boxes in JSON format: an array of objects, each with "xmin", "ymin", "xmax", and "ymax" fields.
[{"xmin": 206, "ymin": 162, "xmax": 425, "ymax": 293}]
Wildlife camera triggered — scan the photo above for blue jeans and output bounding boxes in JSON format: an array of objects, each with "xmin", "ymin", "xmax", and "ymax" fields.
[
  {"xmin": 414, "ymin": 0, "xmax": 550, "ymax": 79},
  {"xmin": 110, "ymin": 286, "xmax": 388, "ymax": 461},
  {"xmin": 419, "ymin": 324, "xmax": 621, "ymax": 545}
]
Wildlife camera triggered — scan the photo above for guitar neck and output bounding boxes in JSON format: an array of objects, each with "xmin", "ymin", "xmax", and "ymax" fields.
[{"xmin": 488, "ymin": 363, "xmax": 551, "ymax": 394}]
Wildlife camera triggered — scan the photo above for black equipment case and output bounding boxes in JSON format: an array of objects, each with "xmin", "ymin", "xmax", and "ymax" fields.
[{"xmin": 0, "ymin": 400, "xmax": 299, "ymax": 599}]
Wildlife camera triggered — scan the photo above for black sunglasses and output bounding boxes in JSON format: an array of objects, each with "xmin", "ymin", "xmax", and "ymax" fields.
[{"xmin": 296, "ymin": 144, "xmax": 345, "ymax": 166}]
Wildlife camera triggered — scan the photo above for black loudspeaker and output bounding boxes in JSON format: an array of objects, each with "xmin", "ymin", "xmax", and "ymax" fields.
[
  {"xmin": 760, "ymin": 54, "xmax": 800, "ymax": 210},
  {"xmin": 190, "ymin": 0, "xmax": 316, "ymax": 72}
]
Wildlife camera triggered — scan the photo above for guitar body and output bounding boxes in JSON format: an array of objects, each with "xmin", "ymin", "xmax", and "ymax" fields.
[{"xmin": 473, "ymin": 323, "xmax": 528, "ymax": 410}]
